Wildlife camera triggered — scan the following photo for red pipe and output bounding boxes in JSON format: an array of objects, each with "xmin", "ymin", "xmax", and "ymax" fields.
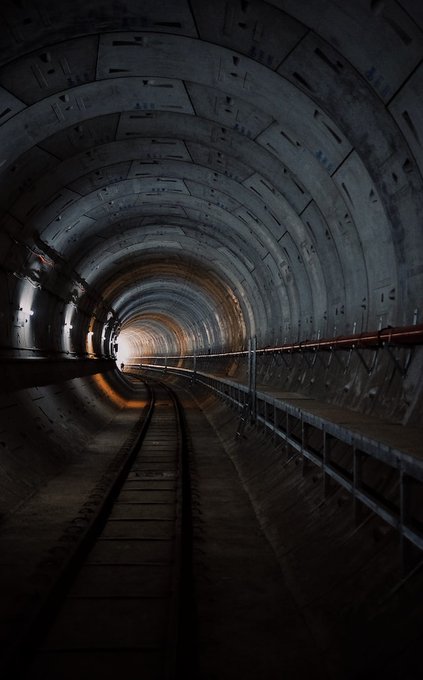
[
  {"xmin": 134, "ymin": 324, "xmax": 423, "ymax": 360},
  {"xmin": 266, "ymin": 324, "xmax": 423, "ymax": 354}
]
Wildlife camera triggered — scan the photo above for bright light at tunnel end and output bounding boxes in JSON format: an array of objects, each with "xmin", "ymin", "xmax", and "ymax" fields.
[{"xmin": 115, "ymin": 333, "xmax": 136, "ymax": 367}]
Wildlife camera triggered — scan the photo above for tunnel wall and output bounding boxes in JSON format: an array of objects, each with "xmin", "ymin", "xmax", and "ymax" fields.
[
  {"xmin": 0, "ymin": 1, "xmax": 422, "ymax": 537},
  {"xmin": 163, "ymin": 341, "xmax": 423, "ymax": 426},
  {"xmin": 0, "ymin": 367, "xmax": 127, "ymax": 519},
  {"xmin": 1, "ymin": 0, "xmax": 423, "ymax": 373},
  {"xmin": 0, "ymin": 358, "xmax": 115, "ymax": 392}
]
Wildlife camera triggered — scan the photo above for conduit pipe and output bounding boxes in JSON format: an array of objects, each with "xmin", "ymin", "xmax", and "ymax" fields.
[
  {"xmin": 135, "ymin": 323, "xmax": 423, "ymax": 360},
  {"xmin": 270, "ymin": 324, "xmax": 423, "ymax": 352}
]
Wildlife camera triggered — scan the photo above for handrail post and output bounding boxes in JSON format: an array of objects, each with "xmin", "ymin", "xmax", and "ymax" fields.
[
  {"xmin": 248, "ymin": 336, "xmax": 257, "ymax": 422},
  {"xmin": 192, "ymin": 351, "xmax": 197, "ymax": 384}
]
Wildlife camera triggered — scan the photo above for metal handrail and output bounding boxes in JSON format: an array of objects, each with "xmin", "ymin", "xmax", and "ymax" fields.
[{"xmin": 134, "ymin": 362, "xmax": 423, "ymax": 574}]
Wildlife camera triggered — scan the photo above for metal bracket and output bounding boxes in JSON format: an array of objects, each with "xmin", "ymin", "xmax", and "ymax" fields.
[
  {"xmin": 385, "ymin": 344, "xmax": 414, "ymax": 378},
  {"xmin": 326, "ymin": 347, "xmax": 344, "ymax": 369},
  {"xmin": 235, "ymin": 398, "xmax": 250, "ymax": 439},
  {"xmin": 355, "ymin": 347, "xmax": 378, "ymax": 375},
  {"xmin": 275, "ymin": 351, "xmax": 292, "ymax": 369},
  {"xmin": 299, "ymin": 349, "xmax": 312, "ymax": 368}
]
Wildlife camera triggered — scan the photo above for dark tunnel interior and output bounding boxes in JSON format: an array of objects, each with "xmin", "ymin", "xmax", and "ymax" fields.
[{"xmin": 0, "ymin": 1, "xmax": 423, "ymax": 678}]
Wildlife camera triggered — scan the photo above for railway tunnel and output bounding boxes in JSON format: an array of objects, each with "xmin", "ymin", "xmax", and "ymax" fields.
[{"xmin": 1, "ymin": 0, "xmax": 423, "ymax": 678}]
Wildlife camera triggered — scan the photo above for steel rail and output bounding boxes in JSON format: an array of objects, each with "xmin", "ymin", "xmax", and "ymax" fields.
[
  {"xmin": 5, "ymin": 381, "xmax": 155, "ymax": 679},
  {"xmin": 9, "ymin": 376, "xmax": 195, "ymax": 680},
  {"xmin": 153, "ymin": 379, "xmax": 195, "ymax": 678}
]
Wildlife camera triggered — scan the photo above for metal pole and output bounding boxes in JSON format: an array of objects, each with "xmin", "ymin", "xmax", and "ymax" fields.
[
  {"xmin": 192, "ymin": 351, "xmax": 197, "ymax": 384},
  {"xmin": 253, "ymin": 335, "xmax": 257, "ymax": 422},
  {"xmin": 301, "ymin": 417, "xmax": 308, "ymax": 476},
  {"xmin": 400, "ymin": 468, "xmax": 411, "ymax": 576},
  {"xmin": 248, "ymin": 336, "xmax": 257, "ymax": 422},
  {"xmin": 353, "ymin": 448, "xmax": 363, "ymax": 525},
  {"xmin": 323, "ymin": 430, "xmax": 330, "ymax": 497},
  {"xmin": 248, "ymin": 337, "xmax": 252, "ymax": 397}
]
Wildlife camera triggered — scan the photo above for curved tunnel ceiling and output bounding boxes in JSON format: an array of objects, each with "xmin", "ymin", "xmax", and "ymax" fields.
[{"xmin": 0, "ymin": 0, "xmax": 423, "ymax": 361}]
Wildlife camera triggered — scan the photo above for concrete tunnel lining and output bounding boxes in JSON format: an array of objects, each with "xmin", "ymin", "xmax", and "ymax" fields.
[
  {"xmin": 1, "ymin": 2, "xmax": 423, "ymax": 361},
  {"xmin": 0, "ymin": 1, "xmax": 423, "ymax": 677},
  {"xmin": 0, "ymin": 0, "xmax": 422, "ymax": 457}
]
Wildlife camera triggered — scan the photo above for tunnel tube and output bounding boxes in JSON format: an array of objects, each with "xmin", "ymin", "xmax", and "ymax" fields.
[
  {"xmin": 1, "ymin": 4, "xmax": 423, "ymax": 678},
  {"xmin": 0, "ymin": 1, "xmax": 422, "ymax": 508}
]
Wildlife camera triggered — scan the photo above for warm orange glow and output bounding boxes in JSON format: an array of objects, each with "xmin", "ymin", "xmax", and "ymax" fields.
[
  {"xmin": 119, "ymin": 312, "xmax": 188, "ymax": 357},
  {"xmin": 98, "ymin": 256, "xmax": 247, "ymax": 354},
  {"xmin": 92, "ymin": 372, "xmax": 147, "ymax": 410},
  {"xmin": 86, "ymin": 329, "xmax": 94, "ymax": 356}
]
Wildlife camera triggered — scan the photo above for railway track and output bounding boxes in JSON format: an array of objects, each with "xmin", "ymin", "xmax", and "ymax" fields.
[{"xmin": 12, "ymin": 378, "xmax": 193, "ymax": 680}]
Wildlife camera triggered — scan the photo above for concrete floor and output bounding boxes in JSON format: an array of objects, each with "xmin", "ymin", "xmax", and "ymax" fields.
[
  {"xmin": 0, "ymin": 380, "xmax": 328, "ymax": 679},
  {"xmin": 0, "ymin": 376, "xmax": 422, "ymax": 679},
  {"xmin": 182, "ymin": 388, "xmax": 327, "ymax": 679},
  {"xmin": 0, "ymin": 398, "xmax": 144, "ymax": 673},
  {"xmin": 192, "ymin": 383, "xmax": 423, "ymax": 680}
]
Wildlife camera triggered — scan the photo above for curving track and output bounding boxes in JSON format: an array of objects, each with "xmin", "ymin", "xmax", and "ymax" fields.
[{"xmin": 14, "ymin": 378, "xmax": 193, "ymax": 680}]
